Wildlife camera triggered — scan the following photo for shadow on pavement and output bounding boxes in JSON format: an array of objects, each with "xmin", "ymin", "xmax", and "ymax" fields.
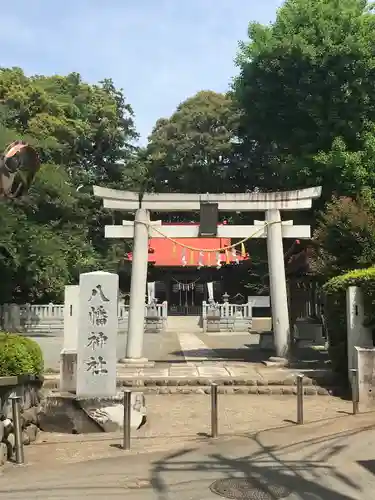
[
  {"xmin": 171, "ymin": 345, "xmax": 268, "ymax": 362},
  {"xmin": 170, "ymin": 344, "xmax": 330, "ymax": 367},
  {"xmin": 150, "ymin": 425, "xmax": 372, "ymax": 499},
  {"xmin": 170, "ymin": 344, "xmax": 348, "ymax": 398},
  {"xmin": 0, "ymin": 423, "xmax": 374, "ymax": 498},
  {"xmin": 357, "ymin": 459, "xmax": 375, "ymax": 476}
]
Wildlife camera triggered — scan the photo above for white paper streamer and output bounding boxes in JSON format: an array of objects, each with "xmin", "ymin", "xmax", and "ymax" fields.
[
  {"xmin": 181, "ymin": 248, "xmax": 187, "ymax": 267},
  {"xmin": 198, "ymin": 251, "xmax": 204, "ymax": 269},
  {"xmin": 232, "ymin": 247, "xmax": 239, "ymax": 265},
  {"xmin": 216, "ymin": 252, "xmax": 222, "ymax": 269}
]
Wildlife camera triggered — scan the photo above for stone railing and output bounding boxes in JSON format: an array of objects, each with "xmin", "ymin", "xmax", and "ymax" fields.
[
  {"xmin": 202, "ymin": 302, "xmax": 253, "ymax": 319},
  {"xmin": 202, "ymin": 297, "xmax": 271, "ymax": 333},
  {"xmin": 0, "ymin": 303, "xmax": 65, "ymax": 334},
  {"xmin": 0, "ymin": 301, "xmax": 168, "ymax": 335}
]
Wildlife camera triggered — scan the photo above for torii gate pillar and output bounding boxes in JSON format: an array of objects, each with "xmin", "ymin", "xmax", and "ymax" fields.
[
  {"xmin": 125, "ymin": 208, "xmax": 150, "ymax": 361},
  {"xmin": 266, "ymin": 209, "xmax": 289, "ymax": 357}
]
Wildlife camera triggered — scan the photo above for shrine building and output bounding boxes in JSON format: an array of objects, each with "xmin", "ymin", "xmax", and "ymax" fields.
[{"xmin": 125, "ymin": 222, "xmax": 250, "ymax": 315}]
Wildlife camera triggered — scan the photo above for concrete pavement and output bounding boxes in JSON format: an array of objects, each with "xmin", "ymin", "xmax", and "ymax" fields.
[
  {"xmin": 1, "ymin": 412, "xmax": 375, "ymax": 499},
  {"xmin": 30, "ymin": 330, "xmax": 264, "ymax": 370},
  {"xmin": 26, "ymin": 330, "xmax": 183, "ymax": 371}
]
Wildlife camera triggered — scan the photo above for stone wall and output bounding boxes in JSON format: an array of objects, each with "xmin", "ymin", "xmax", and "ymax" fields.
[{"xmin": 0, "ymin": 375, "xmax": 43, "ymax": 467}]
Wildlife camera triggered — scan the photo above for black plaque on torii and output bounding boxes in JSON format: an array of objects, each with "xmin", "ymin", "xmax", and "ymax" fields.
[{"xmin": 199, "ymin": 202, "xmax": 218, "ymax": 237}]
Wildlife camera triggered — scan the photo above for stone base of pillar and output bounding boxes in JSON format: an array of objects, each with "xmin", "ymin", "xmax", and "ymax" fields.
[
  {"xmin": 118, "ymin": 357, "xmax": 155, "ymax": 368},
  {"xmin": 60, "ymin": 349, "xmax": 77, "ymax": 393},
  {"xmin": 262, "ymin": 356, "xmax": 289, "ymax": 368}
]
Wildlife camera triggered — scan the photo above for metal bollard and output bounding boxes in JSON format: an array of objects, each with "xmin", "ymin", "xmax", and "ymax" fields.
[
  {"xmin": 11, "ymin": 396, "xmax": 24, "ymax": 464},
  {"xmin": 122, "ymin": 390, "xmax": 132, "ymax": 450},
  {"xmin": 211, "ymin": 383, "xmax": 218, "ymax": 438},
  {"xmin": 350, "ymin": 369, "xmax": 359, "ymax": 415},
  {"xmin": 296, "ymin": 374, "xmax": 304, "ymax": 425}
]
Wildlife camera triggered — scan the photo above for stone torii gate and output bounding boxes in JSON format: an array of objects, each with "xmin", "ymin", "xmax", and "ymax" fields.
[{"xmin": 94, "ymin": 186, "xmax": 322, "ymax": 362}]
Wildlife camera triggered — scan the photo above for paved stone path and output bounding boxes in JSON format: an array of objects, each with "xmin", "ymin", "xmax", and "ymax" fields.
[
  {"xmin": 176, "ymin": 332, "xmax": 218, "ymax": 361},
  {"xmin": 34, "ymin": 331, "xmax": 260, "ymax": 370},
  {"xmin": 1, "ymin": 409, "xmax": 374, "ymax": 498}
]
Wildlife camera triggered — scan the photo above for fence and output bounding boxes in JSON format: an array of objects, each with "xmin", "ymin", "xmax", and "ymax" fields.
[
  {"xmin": 202, "ymin": 298, "xmax": 271, "ymax": 333},
  {"xmin": 0, "ymin": 301, "xmax": 168, "ymax": 335},
  {"xmin": 202, "ymin": 302, "xmax": 252, "ymax": 319},
  {"xmin": 1, "ymin": 300, "xmax": 270, "ymax": 335}
]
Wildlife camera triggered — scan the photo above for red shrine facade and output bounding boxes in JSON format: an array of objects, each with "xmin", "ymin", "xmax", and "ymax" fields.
[{"xmin": 125, "ymin": 223, "xmax": 250, "ymax": 315}]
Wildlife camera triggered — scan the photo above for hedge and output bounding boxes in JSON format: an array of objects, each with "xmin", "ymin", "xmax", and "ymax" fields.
[
  {"xmin": 322, "ymin": 267, "xmax": 375, "ymax": 378},
  {"xmin": 0, "ymin": 332, "xmax": 44, "ymax": 377}
]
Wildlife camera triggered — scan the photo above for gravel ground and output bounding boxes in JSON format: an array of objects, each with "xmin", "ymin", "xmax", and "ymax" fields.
[{"xmin": 21, "ymin": 394, "xmax": 352, "ymax": 468}]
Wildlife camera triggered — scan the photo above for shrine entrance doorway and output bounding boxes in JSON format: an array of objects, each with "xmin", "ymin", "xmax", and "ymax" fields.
[{"xmin": 169, "ymin": 278, "xmax": 204, "ymax": 316}]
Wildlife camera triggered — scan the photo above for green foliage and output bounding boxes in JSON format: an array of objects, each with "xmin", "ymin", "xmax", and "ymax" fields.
[
  {"xmin": 145, "ymin": 91, "xmax": 240, "ymax": 193},
  {"xmin": 313, "ymin": 196, "xmax": 375, "ymax": 279},
  {"xmin": 323, "ymin": 267, "xmax": 375, "ymax": 376},
  {"xmin": 233, "ymin": 0, "xmax": 375, "ymax": 200},
  {"xmin": 0, "ymin": 332, "xmax": 44, "ymax": 376},
  {"xmin": 0, "ymin": 68, "xmax": 139, "ymax": 303},
  {"xmin": 0, "ymin": 70, "xmax": 138, "ymax": 183}
]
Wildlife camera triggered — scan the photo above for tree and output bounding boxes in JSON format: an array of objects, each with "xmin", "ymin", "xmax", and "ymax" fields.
[
  {"xmin": 145, "ymin": 90, "xmax": 240, "ymax": 193},
  {"xmin": 0, "ymin": 68, "xmax": 139, "ymax": 303},
  {"xmin": 0, "ymin": 69, "xmax": 138, "ymax": 186},
  {"xmin": 313, "ymin": 195, "xmax": 375, "ymax": 279},
  {"xmin": 233, "ymin": 0, "xmax": 375, "ymax": 199}
]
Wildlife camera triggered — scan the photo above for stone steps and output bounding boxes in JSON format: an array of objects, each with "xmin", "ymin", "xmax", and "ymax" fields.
[
  {"xmin": 45, "ymin": 382, "xmax": 343, "ymax": 396},
  {"xmin": 44, "ymin": 364, "xmax": 345, "ymax": 397}
]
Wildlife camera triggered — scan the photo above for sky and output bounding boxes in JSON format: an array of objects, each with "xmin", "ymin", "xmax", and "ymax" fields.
[{"xmin": 1, "ymin": 0, "xmax": 283, "ymax": 144}]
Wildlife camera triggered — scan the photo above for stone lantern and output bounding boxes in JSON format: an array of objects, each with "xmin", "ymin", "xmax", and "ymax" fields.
[{"xmin": 222, "ymin": 292, "xmax": 230, "ymax": 303}]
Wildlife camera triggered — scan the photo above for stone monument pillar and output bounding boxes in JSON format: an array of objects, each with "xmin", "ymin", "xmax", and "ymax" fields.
[
  {"xmin": 76, "ymin": 271, "xmax": 118, "ymax": 398},
  {"xmin": 347, "ymin": 286, "xmax": 373, "ymax": 381},
  {"xmin": 60, "ymin": 285, "xmax": 80, "ymax": 392},
  {"xmin": 356, "ymin": 346, "xmax": 375, "ymax": 409},
  {"xmin": 63, "ymin": 285, "xmax": 80, "ymax": 351}
]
